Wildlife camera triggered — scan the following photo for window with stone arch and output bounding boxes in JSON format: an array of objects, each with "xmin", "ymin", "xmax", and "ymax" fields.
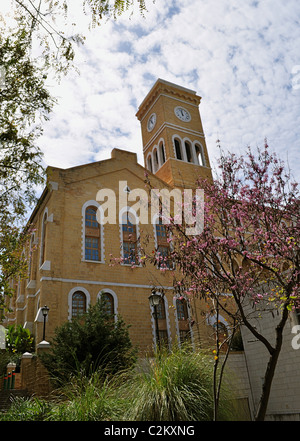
[
  {"xmin": 208, "ymin": 313, "xmax": 229, "ymax": 350},
  {"xmin": 147, "ymin": 153, "xmax": 153, "ymax": 173},
  {"xmin": 176, "ymin": 296, "xmax": 192, "ymax": 343},
  {"xmin": 152, "ymin": 148, "xmax": 159, "ymax": 173},
  {"xmin": 150, "ymin": 294, "xmax": 170, "ymax": 348},
  {"xmin": 72, "ymin": 291, "xmax": 87, "ymax": 318},
  {"xmin": 195, "ymin": 143, "xmax": 205, "ymax": 166},
  {"xmin": 176, "ymin": 297, "xmax": 189, "ymax": 320},
  {"xmin": 120, "ymin": 208, "xmax": 139, "ymax": 265},
  {"xmin": 98, "ymin": 289, "xmax": 118, "ymax": 320},
  {"xmin": 40, "ymin": 209, "xmax": 48, "ymax": 266},
  {"xmin": 154, "ymin": 216, "xmax": 172, "ymax": 269},
  {"xmin": 68, "ymin": 287, "xmax": 90, "ymax": 321},
  {"xmin": 28, "ymin": 232, "xmax": 36, "ymax": 281},
  {"xmin": 82, "ymin": 201, "xmax": 104, "ymax": 263},
  {"xmin": 159, "ymin": 141, "xmax": 166, "ymax": 165},
  {"xmin": 102, "ymin": 292, "xmax": 114, "ymax": 316},
  {"xmin": 174, "ymin": 137, "xmax": 183, "ymax": 160},
  {"xmin": 184, "ymin": 140, "xmax": 193, "ymax": 163}
]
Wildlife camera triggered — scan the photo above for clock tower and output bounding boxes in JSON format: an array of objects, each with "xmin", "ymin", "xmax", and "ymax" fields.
[{"xmin": 136, "ymin": 79, "xmax": 212, "ymax": 189}]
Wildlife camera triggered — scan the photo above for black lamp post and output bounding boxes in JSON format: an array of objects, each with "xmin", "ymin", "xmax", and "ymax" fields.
[
  {"xmin": 148, "ymin": 291, "xmax": 162, "ymax": 348},
  {"xmin": 41, "ymin": 305, "xmax": 49, "ymax": 341}
]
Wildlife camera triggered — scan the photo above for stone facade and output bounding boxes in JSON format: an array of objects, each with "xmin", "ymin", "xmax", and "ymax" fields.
[
  {"xmin": 5, "ymin": 78, "xmax": 299, "ymax": 420},
  {"xmin": 5, "ymin": 79, "xmax": 215, "ymax": 354}
]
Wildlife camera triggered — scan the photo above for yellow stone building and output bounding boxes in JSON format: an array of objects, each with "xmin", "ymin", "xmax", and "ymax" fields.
[{"xmin": 5, "ymin": 79, "xmax": 219, "ymax": 353}]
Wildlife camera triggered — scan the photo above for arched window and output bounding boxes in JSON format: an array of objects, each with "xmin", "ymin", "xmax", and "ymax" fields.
[
  {"xmin": 28, "ymin": 233, "xmax": 35, "ymax": 280},
  {"xmin": 213, "ymin": 321, "xmax": 229, "ymax": 347},
  {"xmin": 147, "ymin": 154, "xmax": 153, "ymax": 173},
  {"xmin": 85, "ymin": 206, "xmax": 100, "ymax": 261},
  {"xmin": 176, "ymin": 297, "xmax": 191, "ymax": 343},
  {"xmin": 152, "ymin": 296, "xmax": 169, "ymax": 346},
  {"xmin": 157, "ymin": 296, "xmax": 166, "ymax": 319},
  {"xmin": 195, "ymin": 143, "xmax": 205, "ymax": 166},
  {"xmin": 97, "ymin": 289, "xmax": 118, "ymax": 319},
  {"xmin": 176, "ymin": 298, "xmax": 189, "ymax": 320},
  {"xmin": 185, "ymin": 141, "xmax": 193, "ymax": 163},
  {"xmin": 102, "ymin": 292, "xmax": 114, "ymax": 316},
  {"xmin": 153, "ymin": 148, "xmax": 159, "ymax": 172},
  {"xmin": 40, "ymin": 211, "xmax": 47, "ymax": 266},
  {"xmin": 159, "ymin": 141, "xmax": 166, "ymax": 165},
  {"xmin": 155, "ymin": 218, "xmax": 171, "ymax": 269},
  {"xmin": 121, "ymin": 211, "xmax": 138, "ymax": 265},
  {"xmin": 72, "ymin": 291, "xmax": 87, "ymax": 318},
  {"xmin": 174, "ymin": 138, "xmax": 182, "ymax": 160}
]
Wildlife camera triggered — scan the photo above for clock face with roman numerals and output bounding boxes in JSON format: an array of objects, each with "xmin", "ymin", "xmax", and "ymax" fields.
[
  {"xmin": 147, "ymin": 113, "xmax": 156, "ymax": 132},
  {"xmin": 174, "ymin": 106, "xmax": 191, "ymax": 122}
]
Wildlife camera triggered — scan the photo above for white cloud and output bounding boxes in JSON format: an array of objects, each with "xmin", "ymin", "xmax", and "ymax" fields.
[{"xmin": 34, "ymin": 0, "xmax": 300, "ymax": 183}]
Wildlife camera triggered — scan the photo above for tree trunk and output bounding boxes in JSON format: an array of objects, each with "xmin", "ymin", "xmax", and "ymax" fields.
[
  {"xmin": 255, "ymin": 305, "xmax": 289, "ymax": 421},
  {"xmin": 255, "ymin": 344, "xmax": 281, "ymax": 420}
]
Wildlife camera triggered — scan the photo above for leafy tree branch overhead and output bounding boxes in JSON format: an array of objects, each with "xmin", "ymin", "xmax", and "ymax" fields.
[{"xmin": 0, "ymin": 0, "xmax": 152, "ymax": 306}]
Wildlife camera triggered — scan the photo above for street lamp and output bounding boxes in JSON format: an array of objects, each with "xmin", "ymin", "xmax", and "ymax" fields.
[
  {"xmin": 41, "ymin": 305, "xmax": 49, "ymax": 341},
  {"xmin": 148, "ymin": 291, "xmax": 162, "ymax": 348}
]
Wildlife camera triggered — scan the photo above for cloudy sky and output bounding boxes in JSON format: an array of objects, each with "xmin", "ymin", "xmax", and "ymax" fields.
[{"xmin": 7, "ymin": 0, "xmax": 300, "ymax": 183}]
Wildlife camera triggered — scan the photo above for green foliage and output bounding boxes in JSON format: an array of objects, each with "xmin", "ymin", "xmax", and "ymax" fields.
[
  {"xmin": 5, "ymin": 324, "xmax": 35, "ymax": 354},
  {"xmin": 0, "ymin": 346, "xmax": 245, "ymax": 421},
  {"xmin": 122, "ymin": 345, "xmax": 237, "ymax": 421},
  {"xmin": 0, "ymin": 26, "xmax": 53, "ymax": 304},
  {"xmin": 0, "ymin": 396, "xmax": 53, "ymax": 421},
  {"xmin": 49, "ymin": 371, "xmax": 126, "ymax": 421},
  {"xmin": 0, "ymin": 350, "xmax": 11, "ymax": 376},
  {"xmin": 40, "ymin": 299, "xmax": 137, "ymax": 383},
  {"xmin": 5, "ymin": 1, "xmax": 151, "ymax": 75}
]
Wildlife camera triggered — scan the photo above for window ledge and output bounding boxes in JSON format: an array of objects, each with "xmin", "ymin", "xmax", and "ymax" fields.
[
  {"xmin": 82, "ymin": 259, "xmax": 105, "ymax": 264},
  {"xmin": 121, "ymin": 263, "xmax": 142, "ymax": 268},
  {"xmin": 39, "ymin": 261, "xmax": 51, "ymax": 271},
  {"xmin": 26, "ymin": 280, "xmax": 36, "ymax": 289}
]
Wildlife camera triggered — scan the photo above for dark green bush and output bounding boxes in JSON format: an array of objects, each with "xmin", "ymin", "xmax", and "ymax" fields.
[{"xmin": 40, "ymin": 298, "xmax": 137, "ymax": 384}]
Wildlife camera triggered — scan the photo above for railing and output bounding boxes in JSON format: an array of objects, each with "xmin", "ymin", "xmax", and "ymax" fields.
[{"xmin": 1, "ymin": 370, "xmax": 16, "ymax": 390}]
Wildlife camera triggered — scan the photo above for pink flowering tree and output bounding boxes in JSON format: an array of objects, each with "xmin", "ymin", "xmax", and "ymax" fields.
[{"xmin": 158, "ymin": 142, "xmax": 299, "ymax": 421}]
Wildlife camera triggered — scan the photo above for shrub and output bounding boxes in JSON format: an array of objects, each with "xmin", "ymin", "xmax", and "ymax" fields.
[
  {"xmin": 40, "ymin": 299, "xmax": 137, "ymax": 384},
  {"xmin": 49, "ymin": 371, "xmax": 126, "ymax": 421},
  {"xmin": 0, "ymin": 397, "xmax": 52, "ymax": 421},
  {"xmin": 123, "ymin": 345, "xmax": 236, "ymax": 421}
]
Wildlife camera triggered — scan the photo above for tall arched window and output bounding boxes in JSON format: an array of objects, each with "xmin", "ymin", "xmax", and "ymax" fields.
[
  {"xmin": 40, "ymin": 211, "xmax": 47, "ymax": 266},
  {"xmin": 97, "ymin": 289, "xmax": 118, "ymax": 319},
  {"xmin": 121, "ymin": 211, "xmax": 138, "ymax": 265},
  {"xmin": 153, "ymin": 148, "xmax": 159, "ymax": 172},
  {"xmin": 185, "ymin": 141, "xmax": 193, "ymax": 163},
  {"xmin": 176, "ymin": 298, "xmax": 188, "ymax": 320},
  {"xmin": 72, "ymin": 291, "xmax": 87, "ymax": 318},
  {"xmin": 195, "ymin": 143, "xmax": 205, "ymax": 166},
  {"xmin": 85, "ymin": 206, "xmax": 100, "ymax": 261},
  {"xmin": 102, "ymin": 292, "xmax": 114, "ymax": 316},
  {"xmin": 155, "ymin": 296, "xmax": 169, "ymax": 346},
  {"xmin": 174, "ymin": 138, "xmax": 182, "ymax": 160},
  {"xmin": 28, "ymin": 233, "xmax": 35, "ymax": 280},
  {"xmin": 159, "ymin": 141, "xmax": 166, "ymax": 165},
  {"xmin": 147, "ymin": 154, "xmax": 153, "ymax": 173},
  {"xmin": 176, "ymin": 297, "xmax": 191, "ymax": 343},
  {"xmin": 155, "ymin": 218, "xmax": 171, "ymax": 269}
]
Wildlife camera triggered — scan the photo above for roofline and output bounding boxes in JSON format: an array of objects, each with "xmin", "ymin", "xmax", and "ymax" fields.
[{"xmin": 137, "ymin": 78, "xmax": 197, "ymax": 113}]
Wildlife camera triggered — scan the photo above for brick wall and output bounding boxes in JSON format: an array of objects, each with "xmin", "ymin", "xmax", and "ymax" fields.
[{"xmin": 20, "ymin": 346, "xmax": 52, "ymax": 398}]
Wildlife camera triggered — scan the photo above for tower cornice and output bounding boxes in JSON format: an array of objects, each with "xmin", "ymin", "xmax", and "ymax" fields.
[{"xmin": 136, "ymin": 78, "xmax": 201, "ymax": 122}]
